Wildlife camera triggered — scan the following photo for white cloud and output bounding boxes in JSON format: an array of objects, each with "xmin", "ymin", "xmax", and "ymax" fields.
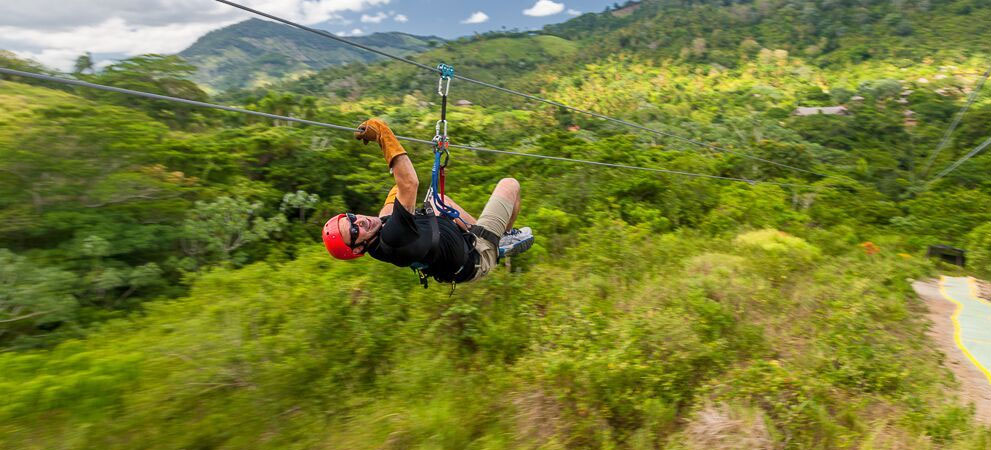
[
  {"xmin": 1, "ymin": 17, "xmax": 236, "ymax": 70},
  {"xmin": 567, "ymin": 9, "xmax": 581, "ymax": 16},
  {"xmin": 461, "ymin": 11, "xmax": 489, "ymax": 24},
  {"xmin": 0, "ymin": 0, "xmax": 390, "ymax": 71},
  {"xmin": 523, "ymin": 0, "xmax": 565, "ymax": 17},
  {"xmin": 335, "ymin": 28, "xmax": 365, "ymax": 36},
  {"xmin": 360, "ymin": 12, "xmax": 388, "ymax": 23},
  {"xmin": 393, "ymin": 14, "xmax": 408, "ymax": 23}
]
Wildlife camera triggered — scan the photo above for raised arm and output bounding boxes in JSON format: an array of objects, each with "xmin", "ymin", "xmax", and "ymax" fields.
[{"xmin": 354, "ymin": 119, "xmax": 418, "ymax": 215}]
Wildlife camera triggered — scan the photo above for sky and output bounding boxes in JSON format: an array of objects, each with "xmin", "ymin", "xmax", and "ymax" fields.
[{"xmin": 0, "ymin": 0, "xmax": 619, "ymax": 71}]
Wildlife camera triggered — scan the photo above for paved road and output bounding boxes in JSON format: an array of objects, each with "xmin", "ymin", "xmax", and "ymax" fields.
[{"xmin": 939, "ymin": 276, "xmax": 991, "ymax": 384}]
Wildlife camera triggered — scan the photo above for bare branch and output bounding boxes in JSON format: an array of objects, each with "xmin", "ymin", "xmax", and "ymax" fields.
[{"xmin": 0, "ymin": 310, "xmax": 52, "ymax": 323}]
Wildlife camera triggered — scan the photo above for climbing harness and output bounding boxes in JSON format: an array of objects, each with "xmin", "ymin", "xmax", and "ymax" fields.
[
  {"xmin": 411, "ymin": 64, "xmax": 521, "ymax": 291},
  {"xmin": 411, "ymin": 63, "xmax": 472, "ymax": 290}
]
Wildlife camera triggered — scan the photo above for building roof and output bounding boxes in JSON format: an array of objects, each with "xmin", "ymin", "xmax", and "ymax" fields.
[{"xmin": 793, "ymin": 106, "xmax": 849, "ymax": 116}]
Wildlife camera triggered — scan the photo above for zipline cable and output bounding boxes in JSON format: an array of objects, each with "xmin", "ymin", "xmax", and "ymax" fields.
[
  {"xmin": 214, "ymin": 0, "xmax": 437, "ymax": 73},
  {"xmin": 921, "ymin": 63, "xmax": 991, "ymax": 177},
  {"xmin": 928, "ymin": 135, "xmax": 991, "ymax": 184},
  {"xmin": 213, "ymin": 0, "xmax": 827, "ymax": 179},
  {"xmin": 0, "ymin": 67, "xmax": 816, "ymax": 188}
]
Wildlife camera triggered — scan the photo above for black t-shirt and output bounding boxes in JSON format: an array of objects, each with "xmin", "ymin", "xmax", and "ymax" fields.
[{"xmin": 367, "ymin": 199, "xmax": 476, "ymax": 282}]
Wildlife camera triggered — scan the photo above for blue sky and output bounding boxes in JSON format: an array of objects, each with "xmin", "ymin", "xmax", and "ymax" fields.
[
  {"xmin": 323, "ymin": 0, "xmax": 619, "ymax": 38},
  {"xmin": 0, "ymin": 0, "xmax": 619, "ymax": 71}
]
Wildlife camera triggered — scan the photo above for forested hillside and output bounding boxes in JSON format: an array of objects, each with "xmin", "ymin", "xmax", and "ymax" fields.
[
  {"xmin": 2, "ymin": 0, "xmax": 991, "ymax": 447},
  {"xmin": 180, "ymin": 18, "xmax": 442, "ymax": 92}
]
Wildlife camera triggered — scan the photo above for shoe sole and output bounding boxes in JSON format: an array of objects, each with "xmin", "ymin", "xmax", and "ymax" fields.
[{"xmin": 501, "ymin": 236, "xmax": 534, "ymax": 258}]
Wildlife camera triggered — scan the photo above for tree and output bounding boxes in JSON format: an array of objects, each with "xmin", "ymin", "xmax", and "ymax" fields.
[
  {"xmin": 280, "ymin": 190, "xmax": 320, "ymax": 223},
  {"xmin": 896, "ymin": 189, "xmax": 991, "ymax": 245},
  {"xmin": 0, "ymin": 51, "xmax": 47, "ymax": 79},
  {"xmin": 183, "ymin": 196, "xmax": 287, "ymax": 264},
  {"xmin": 83, "ymin": 54, "xmax": 209, "ymax": 127},
  {"xmin": 966, "ymin": 223, "xmax": 991, "ymax": 277},
  {"xmin": 0, "ymin": 250, "xmax": 78, "ymax": 341},
  {"xmin": 73, "ymin": 52, "xmax": 94, "ymax": 75},
  {"xmin": 79, "ymin": 236, "xmax": 164, "ymax": 306}
]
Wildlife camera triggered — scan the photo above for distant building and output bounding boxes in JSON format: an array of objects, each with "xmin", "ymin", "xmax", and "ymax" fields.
[
  {"xmin": 927, "ymin": 245, "xmax": 966, "ymax": 267},
  {"xmin": 567, "ymin": 125, "xmax": 581, "ymax": 132},
  {"xmin": 850, "ymin": 95, "xmax": 865, "ymax": 101},
  {"xmin": 793, "ymin": 106, "xmax": 850, "ymax": 116},
  {"xmin": 904, "ymin": 110, "xmax": 917, "ymax": 127},
  {"xmin": 454, "ymin": 99, "xmax": 473, "ymax": 107}
]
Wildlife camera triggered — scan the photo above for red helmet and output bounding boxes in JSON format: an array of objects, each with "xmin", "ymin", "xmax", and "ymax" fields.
[{"xmin": 323, "ymin": 214, "xmax": 364, "ymax": 260}]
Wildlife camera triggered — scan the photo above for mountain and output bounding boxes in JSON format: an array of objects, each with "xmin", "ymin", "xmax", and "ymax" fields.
[{"xmin": 179, "ymin": 18, "xmax": 443, "ymax": 92}]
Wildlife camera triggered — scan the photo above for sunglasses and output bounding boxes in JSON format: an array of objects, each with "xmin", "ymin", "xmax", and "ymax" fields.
[{"xmin": 345, "ymin": 212, "xmax": 365, "ymax": 252}]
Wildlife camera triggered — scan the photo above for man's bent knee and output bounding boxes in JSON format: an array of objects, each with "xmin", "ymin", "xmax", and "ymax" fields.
[
  {"xmin": 498, "ymin": 177, "xmax": 519, "ymax": 189},
  {"xmin": 494, "ymin": 178, "xmax": 520, "ymax": 200}
]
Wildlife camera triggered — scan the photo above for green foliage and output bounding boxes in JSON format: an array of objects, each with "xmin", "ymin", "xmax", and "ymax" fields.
[
  {"xmin": 182, "ymin": 196, "xmax": 287, "ymax": 265},
  {"xmin": 0, "ymin": 229, "xmax": 971, "ymax": 448},
  {"xmin": 0, "ymin": 250, "xmax": 78, "ymax": 340},
  {"xmin": 966, "ymin": 222, "xmax": 991, "ymax": 277},
  {"xmin": 702, "ymin": 184, "xmax": 807, "ymax": 234},
  {"xmin": 78, "ymin": 55, "xmax": 210, "ymax": 127},
  {"xmin": 279, "ymin": 189, "xmax": 320, "ymax": 223},
  {"xmin": 732, "ymin": 229, "xmax": 820, "ymax": 281},
  {"xmin": 895, "ymin": 188, "xmax": 991, "ymax": 246},
  {"xmin": 180, "ymin": 18, "xmax": 439, "ymax": 92},
  {"xmin": 73, "ymin": 52, "xmax": 94, "ymax": 75},
  {"xmin": 806, "ymin": 177, "xmax": 900, "ymax": 229},
  {"xmin": 3, "ymin": 2, "xmax": 991, "ymax": 446},
  {"xmin": 0, "ymin": 51, "xmax": 49, "ymax": 77}
]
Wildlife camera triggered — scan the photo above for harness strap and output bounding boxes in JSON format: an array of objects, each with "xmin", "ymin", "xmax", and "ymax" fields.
[
  {"xmin": 412, "ymin": 212, "xmax": 440, "ymax": 289},
  {"xmin": 470, "ymin": 224, "xmax": 501, "ymax": 249},
  {"xmin": 428, "ymin": 213, "xmax": 440, "ymax": 253}
]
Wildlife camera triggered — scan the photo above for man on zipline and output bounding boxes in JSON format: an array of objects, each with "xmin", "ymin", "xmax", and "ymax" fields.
[{"xmin": 322, "ymin": 119, "xmax": 534, "ymax": 286}]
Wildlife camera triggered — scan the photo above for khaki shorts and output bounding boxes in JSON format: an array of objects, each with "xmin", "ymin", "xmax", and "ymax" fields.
[{"xmin": 471, "ymin": 194, "xmax": 514, "ymax": 281}]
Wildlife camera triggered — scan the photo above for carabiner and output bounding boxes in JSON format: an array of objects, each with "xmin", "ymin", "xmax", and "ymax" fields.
[
  {"xmin": 437, "ymin": 76, "xmax": 451, "ymax": 97},
  {"xmin": 434, "ymin": 119, "xmax": 448, "ymax": 139},
  {"xmin": 436, "ymin": 63, "xmax": 454, "ymax": 96},
  {"xmin": 441, "ymin": 144, "xmax": 451, "ymax": 167}
]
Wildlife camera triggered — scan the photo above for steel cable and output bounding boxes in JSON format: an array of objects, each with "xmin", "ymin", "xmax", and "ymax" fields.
[
  {"xmin": 0, "ymin": 67, "xmax": 816, "ymax": 188},
  {"xmin": 921, "ymin": 63, "xmax": 991, "ymax": 177},
  {"xmin": 213, "ymin": 0, "xmax": 827, "ymax": 178},
  {"xmin": 929, "ymin": 136, "xmax": 991, "ymax": 183}
]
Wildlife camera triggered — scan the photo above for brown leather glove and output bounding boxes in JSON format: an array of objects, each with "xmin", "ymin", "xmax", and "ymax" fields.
[{"xmin": 355, "ymin": 118, "xmax": 407, "ymax": 167}]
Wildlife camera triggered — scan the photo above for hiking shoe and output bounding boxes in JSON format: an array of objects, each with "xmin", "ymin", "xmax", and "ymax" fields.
[{"xmin": 498, "ymin": 227, "xmax": 534, "ymax": 259}]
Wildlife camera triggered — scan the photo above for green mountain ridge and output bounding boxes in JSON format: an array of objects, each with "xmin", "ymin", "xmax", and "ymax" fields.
[
  {"xmin": 541, "ymin": 0, "xmax": 991, "ymax": 66},
  {"xmin": 179, "ymin": 18, "xmax": 443, "ymax": 92}
]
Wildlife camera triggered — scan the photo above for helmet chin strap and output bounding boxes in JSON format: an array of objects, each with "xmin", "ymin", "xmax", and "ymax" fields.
[{"xmin": 358, "ymin": 229, "xmax": 381, "ymax": 252}]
